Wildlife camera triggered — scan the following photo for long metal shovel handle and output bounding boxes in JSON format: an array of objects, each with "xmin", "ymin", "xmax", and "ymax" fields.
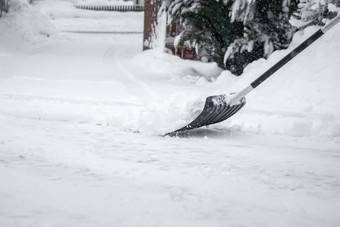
[{"xmin": 229, "ymin": 13, "xmax": 340, "ymax": 106}]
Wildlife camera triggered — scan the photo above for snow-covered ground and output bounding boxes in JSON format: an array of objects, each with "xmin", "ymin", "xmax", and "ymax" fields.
[{"xmin": 0, "ymin": 0, "xmax": 339, "ymax": 226}]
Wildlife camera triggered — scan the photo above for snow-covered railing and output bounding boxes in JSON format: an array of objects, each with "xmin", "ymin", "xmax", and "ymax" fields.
[{"xmin": 75, "ymin": 5, "xmax": 144, "ymax": 12}]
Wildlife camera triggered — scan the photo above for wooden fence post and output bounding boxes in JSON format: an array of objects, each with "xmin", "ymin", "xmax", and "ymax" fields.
[{"xmin": 143, "ymin": 0, "xmax": 162, "ymax": 50}]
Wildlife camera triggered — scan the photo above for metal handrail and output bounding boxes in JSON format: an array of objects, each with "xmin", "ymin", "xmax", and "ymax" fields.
[{"xmin": 75, "ymin": 5, "xmax": 144, "ymax": 12}]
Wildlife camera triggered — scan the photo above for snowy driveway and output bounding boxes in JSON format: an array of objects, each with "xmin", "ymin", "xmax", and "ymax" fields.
[{"xmin": 0, "ymin": 1, "xmax": 340, "ymax": 227}]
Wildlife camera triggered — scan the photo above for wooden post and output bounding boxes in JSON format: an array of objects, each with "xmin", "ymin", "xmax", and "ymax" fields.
[
  {"xmin": 143, "ymin": 0, "xmax": 162, "ymax": 50},
  {"xmin": 142, "ymin": 0, "xmax": 197, "ymax": 60}
]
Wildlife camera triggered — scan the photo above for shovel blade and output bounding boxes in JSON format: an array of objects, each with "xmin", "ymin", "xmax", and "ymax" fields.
[{"xmin": 165, "ymin": 94, "xmax": 246, "ymax": 136}]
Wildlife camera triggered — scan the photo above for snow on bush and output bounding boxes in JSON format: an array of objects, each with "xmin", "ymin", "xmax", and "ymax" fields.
[{"xmin": 0, "ymin": 0, "xmax": 55, "ymax": 46}]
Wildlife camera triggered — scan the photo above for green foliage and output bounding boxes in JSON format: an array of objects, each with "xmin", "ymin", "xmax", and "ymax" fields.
[
  {"xmin": 226, "ymin": 0, "xmax": 298, "ymax": 75},
  {"xmin": 167, "ymin": 0, "xmax": 338, "ymax": 75},
  {"xmin": 166, "ymin": 0, "xmax": 300, "ymax": 76},
  {"xmin": 167, "ymin": 0, "xmax": 243, "ymax": 70}
]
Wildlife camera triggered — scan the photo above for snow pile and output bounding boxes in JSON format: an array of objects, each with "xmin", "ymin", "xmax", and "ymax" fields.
[
  {"xmin": 0, "ymin": 0, "xmax": 55, "ymax": 47},
  {"xmin": 126, "ymin": 92, "xmax": 206, "ymax": 135},
  {"xmin": 131, "ymin": 49, "xmax": 222, "ymax": 83}
]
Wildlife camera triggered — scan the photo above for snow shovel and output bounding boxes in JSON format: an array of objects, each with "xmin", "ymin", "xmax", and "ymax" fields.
[{"xmin": 165, "ymin": 14, "xmax": 340, "ymax": 137}]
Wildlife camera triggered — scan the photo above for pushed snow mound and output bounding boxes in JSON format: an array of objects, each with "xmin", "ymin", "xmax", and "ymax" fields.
[{"xmin": 0, "ymin": 88, "xmax": 205, "ymax": 136}]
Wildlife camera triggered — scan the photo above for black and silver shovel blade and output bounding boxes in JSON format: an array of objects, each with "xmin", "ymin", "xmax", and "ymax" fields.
[{"xmin": 165, "ymin": 94, "xmax": 246, "ymax": 136}]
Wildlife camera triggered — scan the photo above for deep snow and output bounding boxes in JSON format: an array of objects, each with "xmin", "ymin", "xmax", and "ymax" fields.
[{"xmin": 0, "ymin": 0, "xmax": 340, "ymax": 227}]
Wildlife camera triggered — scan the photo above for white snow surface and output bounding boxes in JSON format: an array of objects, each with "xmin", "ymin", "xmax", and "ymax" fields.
[{"xmin": 0, "ymin": 1, "xmax": 340, "ymax": 227}]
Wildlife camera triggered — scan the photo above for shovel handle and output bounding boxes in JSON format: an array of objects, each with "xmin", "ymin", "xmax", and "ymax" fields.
[{"xmin": 229, "ymin": 14, "xmax": 340, "ymax": 106}]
